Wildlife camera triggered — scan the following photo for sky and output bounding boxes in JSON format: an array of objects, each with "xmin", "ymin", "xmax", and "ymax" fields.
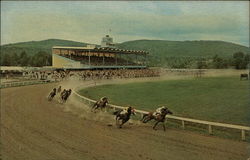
[{"xmin": 1, "ymin": 1, "xmax": 249, "ymax": 47}]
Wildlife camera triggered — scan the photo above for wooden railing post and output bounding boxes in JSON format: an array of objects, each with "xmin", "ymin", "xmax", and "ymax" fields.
[
  {"xmin": 140, "ymin": 113, "xmax": 144, "ymax": 119},
  {"xmin": 182, "ymin": 120, "xmax": 185, "ymax": 129},
  {"xmin": 241, "ymin": 130, "xmax": 246, "ymax": 141},
  {"xmin": 208, "ymin": 125, "xmax": 212, "ymax": 135}
]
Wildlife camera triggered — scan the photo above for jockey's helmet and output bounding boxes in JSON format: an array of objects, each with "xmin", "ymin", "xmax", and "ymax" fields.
[
  {"xmin": 162, "ymin": 106, "xmax": 168, "ymax": 110},
  {"xmin": 101, "ymin": 97, "xmax": 107, "ymax": 100}
]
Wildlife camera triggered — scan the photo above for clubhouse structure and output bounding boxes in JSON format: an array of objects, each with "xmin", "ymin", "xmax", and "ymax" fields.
[{"xmin": 52, "ymin": 35, "xmax": 149, "ymax": 69}]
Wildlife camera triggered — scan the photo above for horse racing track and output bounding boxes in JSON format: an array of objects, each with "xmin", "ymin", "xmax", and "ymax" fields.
[{"xmin": 1, "ymin": 82, "xmax": 249, "ymax": 160}]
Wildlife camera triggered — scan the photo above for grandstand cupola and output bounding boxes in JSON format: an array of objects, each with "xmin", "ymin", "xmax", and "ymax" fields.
[{"xmin": 101, "ymin": 35, "xmax": 116, "ymax": 48}]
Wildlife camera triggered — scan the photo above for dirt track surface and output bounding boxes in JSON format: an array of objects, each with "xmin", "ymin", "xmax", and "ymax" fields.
[{"xmin": 1, "ymin": 82, "xmax": 249, "ymax": 160}]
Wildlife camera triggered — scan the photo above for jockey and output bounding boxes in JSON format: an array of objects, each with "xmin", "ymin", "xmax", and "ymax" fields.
[
  {"xmin": 120, "ymin": 106, "xmax": 130, "ymax": 115},
  {"xmin": 49, "ymin": 88, "xmax": 57, "ymax": 98},
  {"xmin": 154, "ymin": 106, "xmax": 167, "ymax": 116},
  {"xmin": 61, "ymin": 89, "xmax": 67, "ymax": 97},
  {"xmin": 99, "ymin": 97, "xmax": 108, "ymax": 105},
  {"xmin": 52, "ymin": 88, "xmax": 57, "ymax": 95},
  {"xmin": 100, "ymin": 97, "xmax": 107, "ymax": 102},
  {"xmin": 67, "ymin": 89, "xmax": 72, "ymax": 96},
  {"xmin": 120, "ymin": 106, "xmax": 135, "ymax": 115}
]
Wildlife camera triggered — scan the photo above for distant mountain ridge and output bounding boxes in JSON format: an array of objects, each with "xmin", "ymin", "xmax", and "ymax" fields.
[
  {"xmin": 1, "ymin": 38, "xmax": 249, "ymax": 57},
  {"xmin": 117, "ymin": 39, "xmax": 250, "ymax": 58},
  {"xmin": 1, "ymin": 39, "xmax": 88, "ymax": 56},
  {"xmin": 1, "ymin": 38, "xmax": 249, "ymax": 67}
]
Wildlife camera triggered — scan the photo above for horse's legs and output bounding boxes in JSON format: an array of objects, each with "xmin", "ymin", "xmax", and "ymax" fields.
[
  {"xmin": 153, "ymin": 121, "xmax": 160, "ymax": 130},
  {"xmin": 91, "ymin": 103, "xmax": 96, "ymax": 111},
  {"xmin": 143, "ymin": 117, "xmax": 153, "ymax": 123},
  {"xmin": 92, "ymin": 105, "xmax": 99, "ymax": 112},
  {"xmin": 119, "ymin": 120, "xmax": 125, "ymax": 128},
  {"xmin": 140, "ymin": 114, "xmax": 147, "ymax": 121},
  {"xmin": 115, "ymin": 116, "xmax": 120, "ymax": 127},
  {"xmin": 163, "ymin": 122, "xmax": 166, "ymax": 131}
]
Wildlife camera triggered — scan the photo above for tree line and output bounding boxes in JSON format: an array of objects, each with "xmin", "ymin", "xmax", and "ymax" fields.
[
  {"xmin": 148, "ymin": 52, "xmax": 249, "ymax": 69},
  {"xmin": 1, "ymin": 50, "xmax": 249, "ymax": 69},
  {"xmin": 196, "ymin": 52, "xmax": 250, "ymax": 69},
  {"xmin": 1, "ymin": 51, "xmax": 51, "ymax": 67}
]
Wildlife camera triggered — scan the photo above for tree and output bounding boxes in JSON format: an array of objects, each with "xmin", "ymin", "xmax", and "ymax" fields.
[
  {"xmin": 2, "ymin": 54, "xmax": 12, "ymax": 66},
  {"xmin": 232, "ymin": 52, "xmax": 248, "ymax": 69},
  {"xmin": 32, "ymin": 51, "xmax": 51, "ymax": 67},
  {"xmin": 212, "ymin": 54, "xmax": 228, "ymax": 69},
  {"xmin": 196, "ymin": 60, "xmax": 207, "ymax": 69},
  {"xmin": 19, "ymin": 51, "xmax": 30, "ymax": 66}
]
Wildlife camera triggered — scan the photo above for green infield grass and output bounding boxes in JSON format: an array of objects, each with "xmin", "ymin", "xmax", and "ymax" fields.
[{"xmin": 78, "ymin": 76, "xmax": 249, "ymax": 126}]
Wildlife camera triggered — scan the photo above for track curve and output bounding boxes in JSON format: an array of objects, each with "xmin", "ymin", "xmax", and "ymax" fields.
[{"xmin": 1, "ymin": 82, "xmax": 249, "ymax": 160}]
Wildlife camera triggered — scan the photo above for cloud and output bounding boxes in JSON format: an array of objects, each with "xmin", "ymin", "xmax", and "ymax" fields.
[{"xmin": 1, "ymin": 1, "xmax": 249, "ymax": 47}]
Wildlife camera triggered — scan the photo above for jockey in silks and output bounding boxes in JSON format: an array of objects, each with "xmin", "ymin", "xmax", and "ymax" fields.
[
  {"xmin": 120, "ymin": 106, "xmax": 135, "ymax": 115},
  {"xmin": 61, "ymin": 89, "xmax": 67, "ymax": 98},
  {"xmin": 98, "ymin": 97, "xmax": 108, "ymax": 105},
  {"xmin": 153, "ymin": 106, "xmax": 167, "ymax": 116},
  {"xmin": 66, "ymin": 89, "xmax": 72, "ymax": 99}
]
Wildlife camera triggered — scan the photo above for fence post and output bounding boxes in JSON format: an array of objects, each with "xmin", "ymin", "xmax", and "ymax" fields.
[
  {"xmin": 182, "ymin": 120, "xmax": 185, "ymax": 129},
  {"xmin": 208, "ymin": 125, "xmax": 212, "ymax": 134},
  {"xmin": 241, "ymin": 130, "xmax": 246, "ymax": 141},
  {"xmin": 140, "ymin": 113, "xmax": 144, "ymax": 119}
]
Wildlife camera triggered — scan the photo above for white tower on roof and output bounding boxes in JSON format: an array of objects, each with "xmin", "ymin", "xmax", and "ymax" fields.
[{"xmin": 101, "ymin": 35, "xmax": 116, "ymax": 48}]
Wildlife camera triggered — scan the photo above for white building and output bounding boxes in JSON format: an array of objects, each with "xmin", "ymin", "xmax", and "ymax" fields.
[{"xmin": 101, "ymin": 35, "xmax": 116, "ymax": 48}]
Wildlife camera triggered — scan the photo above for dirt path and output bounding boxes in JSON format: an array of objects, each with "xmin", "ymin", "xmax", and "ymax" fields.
[{"xmin": 1, "ymin": 82, "xmax": 249, "ymax": 160}]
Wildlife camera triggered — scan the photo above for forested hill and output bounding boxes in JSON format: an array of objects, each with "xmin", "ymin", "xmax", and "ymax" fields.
[
  {"xmin": 2, "ymin": 39, "xmax": 249, "ymax": 57},
  {"xmin": 1, "ymin": 39, "xmax": 88, "ymax": 56},
  {"xmin": 117, "ymin": 40, "xmax": 250, "ymax": 58},
  {"xmin": 1, "ymin": 39, "xmax": 249, "ymax": 68}
]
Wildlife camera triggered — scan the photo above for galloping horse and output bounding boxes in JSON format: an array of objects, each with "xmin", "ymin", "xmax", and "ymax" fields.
[
  {"xmin": 91, "ymin": 97, "xmax": 109, "ymax": 112},
  {"xmin": 60, "ymin": 89, "xmax": 71, "ymax": 103},
  {"xmin": 48, "ymin": 88, "xmax": 57, "ymax": 101},
  {"xmin": 141, "ymin": 108, "xmax": 173, "ymax": 131},
  {"xmin": 113, "ymin": 107, "xmax": 135, "ymax": 128}
]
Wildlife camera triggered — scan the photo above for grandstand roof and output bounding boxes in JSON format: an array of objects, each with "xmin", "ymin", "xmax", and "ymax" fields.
[{"xmin": 52, "ymin": 46, "xmax": 149, "ymax": 55}]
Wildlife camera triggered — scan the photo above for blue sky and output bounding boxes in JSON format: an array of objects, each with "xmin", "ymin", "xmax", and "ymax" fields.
[{"xmin": 1, "ymin": 1, "xmax": 249, "ymax": 47}]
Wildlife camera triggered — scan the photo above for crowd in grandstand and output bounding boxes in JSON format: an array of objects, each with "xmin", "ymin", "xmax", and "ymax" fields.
[
  {"xmin": 21, "ymin": 70, "xmax": 69, "ymax": 81},
  {"xmin": 1, "ymin": 68, "xmax": 160, "ymax": 82},
  {"xmin": 74, "ymin": 69, "xmax": 160, "ymax": 80},
  {"xmin": 11, "ymin": 69, "xmax": 159, "ymax": 81}
]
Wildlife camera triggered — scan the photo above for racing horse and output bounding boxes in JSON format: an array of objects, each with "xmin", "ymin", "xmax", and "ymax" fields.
[
  {"xmin": 141, "ymin": 108, "xmax": 173, "ymax": 131},
  {"xmin": 113, "ymin": 107, "xmax": 135, "ymax": 128},
  {"xmin": 91, "ymin": 97, "xmax": 109, "ymax": 112},
  {"xmin": 48, "ymin": 88, "xmax": 57, "ymax": 101},
  {"xmin": 60, "ymin": 89, "xmax": 72, "ymax": 103}
]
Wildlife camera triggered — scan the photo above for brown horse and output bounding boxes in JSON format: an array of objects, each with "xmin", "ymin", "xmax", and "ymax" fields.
[
  {"xmin": 141, "ymin": 108, "xmax": 173, "ymax": 131},
  {"xmin": 91, "ymin": 97, "xmax": 109, "ymax": 112},
  {"xmin": 113, "ymin": 107, "xmax": 135, "ymax": 128}
]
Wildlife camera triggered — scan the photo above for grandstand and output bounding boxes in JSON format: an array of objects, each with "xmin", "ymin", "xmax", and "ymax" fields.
[{"xmin": 52, "ymin": 35, "xmax": 149, "ymax": 70}]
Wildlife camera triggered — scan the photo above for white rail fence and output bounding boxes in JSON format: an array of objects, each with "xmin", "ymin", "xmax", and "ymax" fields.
[
  {"xmin": 73, "ymin": 87, "xmax": 250, "ymax": 141},
  {"xmin": 0, "ymin": 80, "xmax": 56, "ymax": 88}
]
